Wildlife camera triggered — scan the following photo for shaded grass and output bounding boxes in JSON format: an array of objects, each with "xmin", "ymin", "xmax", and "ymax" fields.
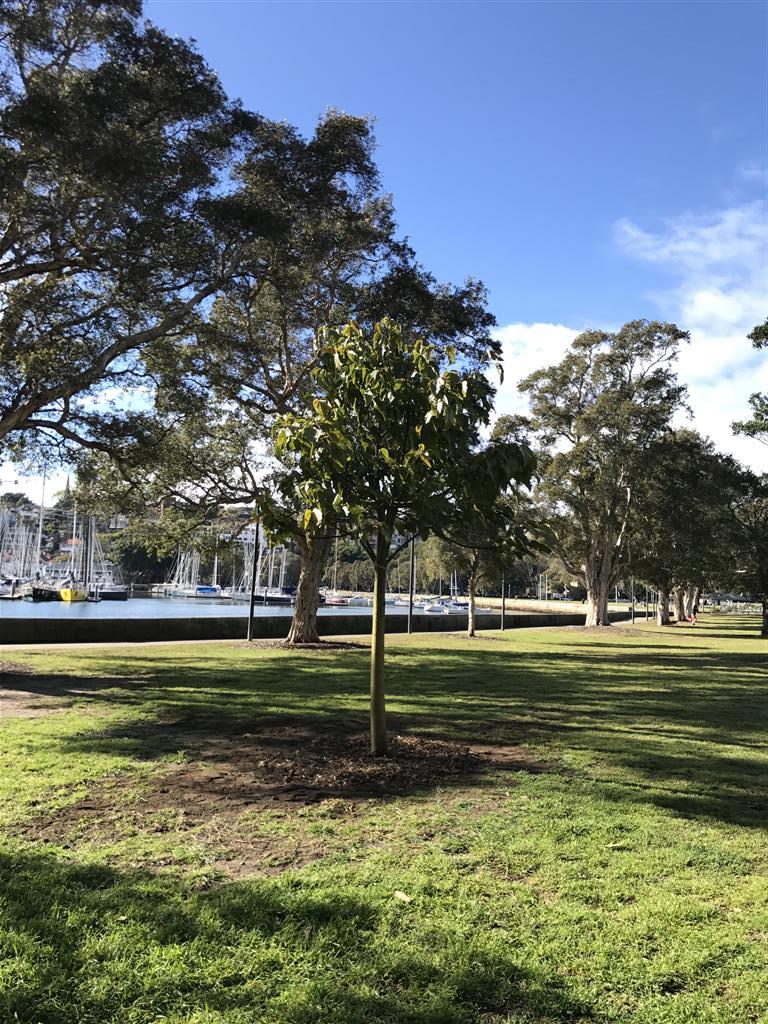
[{"xmin": 0, "ymin": 615, "xmax": 766, "ymax": 1023}]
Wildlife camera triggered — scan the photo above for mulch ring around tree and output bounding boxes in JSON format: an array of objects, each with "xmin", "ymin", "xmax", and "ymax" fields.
[{"xmin": 15, "ymin": 720, "xmax": 549, "ymax": 876}]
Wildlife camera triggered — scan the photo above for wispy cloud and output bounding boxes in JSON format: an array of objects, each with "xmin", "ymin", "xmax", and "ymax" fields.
[
  {"xmin": 614, "ymin": 199, "xmax": 767, "ymax": 470},
  {"xmin": 493, "ymin": 199, "xmax": 768, "ymax": 472}
]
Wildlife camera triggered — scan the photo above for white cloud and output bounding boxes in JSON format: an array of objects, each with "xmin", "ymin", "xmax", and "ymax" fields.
[
  {"xmin": 492, "ymin": 322, "xmax": 580, "ymax": 419},
  {"xmin": 617, "ymin": 199, "xmax": 767, "ymax": 470},
  {"xmin": 493, "ymin": 199, "xmax": 768, "ymax": 472}
]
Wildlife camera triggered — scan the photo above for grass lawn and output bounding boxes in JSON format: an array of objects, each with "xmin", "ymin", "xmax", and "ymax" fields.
[{"xmin": 0, "ymin": 615, "xmax": 766, "ymax": 1024}]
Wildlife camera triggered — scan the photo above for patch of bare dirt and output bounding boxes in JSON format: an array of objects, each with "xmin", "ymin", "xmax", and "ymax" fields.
[
  {"xmin": 17, "ymin": 722, "xmax": 548, "ymax": 876},
  {"xmin": 1, "ymin": 664, "xmax": 68, "ymax": 718},
  {"xmin": 229, "ymin": 639, "xmax": 368, "ymax": 651},
  {"xmin": 1, "ymin": 671, "xmax": 145, "ymax": 717},
  {"xmin": 0, "ymin": 689, "xmax": 69, "ymax": 719},
  {"xmin": 0, "ymin": 660, "xmax": 33, "ymax": 675},
  {"xmin": 528, "ymin": 624, "xmax": 642, "ymax": 635}
]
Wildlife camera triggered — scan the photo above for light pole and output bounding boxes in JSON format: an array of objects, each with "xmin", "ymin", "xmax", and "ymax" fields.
[{"xmin": 407, "ymin": 537, "xmax": 415, "ymax": 635}]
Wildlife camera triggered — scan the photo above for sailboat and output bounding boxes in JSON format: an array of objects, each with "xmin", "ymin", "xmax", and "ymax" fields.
[{"xmin": 58, "ymin": 510, "xmax": 90, "ymax": 602}]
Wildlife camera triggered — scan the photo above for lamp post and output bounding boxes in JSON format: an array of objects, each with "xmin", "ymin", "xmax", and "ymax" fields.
[{"xmin": 407, "ymin": 536, "xmax": 415, "ymax": 635}]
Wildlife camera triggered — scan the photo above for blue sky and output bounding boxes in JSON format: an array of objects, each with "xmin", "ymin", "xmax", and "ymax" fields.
[
  {"xmin": 142, "ymin": 0, "xmax": 767, "ymax": 471},
  {"xmin": 146, "ymin": 0, "xmax": 765, "ymax": 326},
  {"xmin": 5, "ymin": 1, "xmax": 767, "ymax": 499}
]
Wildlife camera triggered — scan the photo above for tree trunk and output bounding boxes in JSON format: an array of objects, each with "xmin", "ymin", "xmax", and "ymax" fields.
[
  {"xmin": 370, "ymin": 531, "xmax": 389, "ymax": 756},
  {"xmin": 684, "ymin": 585, "xmax": 696, "ymax": 620},
  {"xmin": 672, "ymin": 585, "xmax": 686, "ymax": 622},
  {"xmin": 584, "ymin": 553, "xmax": 612, "ymax": 626},
  {"xmin": 656, "ymin": 586, "xmax": 672, "ymax": 625},
  {"xmin": 467, "ymin": 556, "xmax": 478, "ymax": 638},
  {"xmin": 762, "ymin": 597, "xmax": 768, "ymax": 638},
  {"xmin": 285, "ymin": 534, "xmax": 331, "ymax": 645}
]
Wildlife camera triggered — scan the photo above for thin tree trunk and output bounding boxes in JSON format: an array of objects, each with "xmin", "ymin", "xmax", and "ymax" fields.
[
  {"xmin": 370, "ymin": 531, "xmax": 389, "ymax": 755},
  {"xmin": 285, "ymin": 534, "xmax": 330, "ymax": 645},
  {"xmin": 672, "ymin": 585, "xmax": 686, "ymax": 623},
  {"xmin": 467, "ymin": 556, "xmax": 478, "ymax": 637},
  {"xmin": 762, "ymin": 597, "xmax": 768, "ymax": 638},
  {"xmin": 657, "ymin": 586, "xmax": 671, "ymax": 625},
  {"xmin": 684, "ymin": 585, "xmax": 696, "ymax": 620}
]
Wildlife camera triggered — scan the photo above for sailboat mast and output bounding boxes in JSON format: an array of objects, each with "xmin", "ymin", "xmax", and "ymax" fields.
[{"xmin": 35, "ymin": 466, "xmax": 46, "ymax": 576}]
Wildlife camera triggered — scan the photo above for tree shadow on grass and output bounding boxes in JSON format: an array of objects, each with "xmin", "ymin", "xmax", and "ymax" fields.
[
  {"xmin": 4, "ymin": 621, "xmax": 766, "ymax": 830},
  {"xmin": 0, "ymin": 846, "xmax": 595, "ymax": 1024}
]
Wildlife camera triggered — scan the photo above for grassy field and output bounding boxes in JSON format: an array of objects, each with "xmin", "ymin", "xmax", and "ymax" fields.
[{"xmin": 0, "ymin": 616, "xmax": 766, "ymax": 1024}]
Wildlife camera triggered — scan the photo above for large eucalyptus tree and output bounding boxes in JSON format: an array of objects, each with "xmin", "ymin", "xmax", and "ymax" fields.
[
  {"xmin": 520, "ymin": 320, "xmax": 688, "ymax": 626},
  {"xmin": 0, "ymin": 0, "xmax": 258, "ymax": 453}
]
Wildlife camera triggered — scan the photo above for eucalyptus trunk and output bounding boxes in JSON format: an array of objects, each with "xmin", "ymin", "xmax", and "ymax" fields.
[
  {"xmin": 672, "ymin": 585, "xmax": 686, "ymax": 623},
  {"xmin": 370, "ymin": 531, "xmax": 389, "ymax": 755},
  {"xmin": 584, "ymin": 551, "xmax": 613, "ymax": 626},
  {"xmin": 656, "ymin": 586, "xmax": 672, "ymax": 625},
  {"xmin": 762, "ymin": 597, "xmax": 768, "ymax": 638},
  {"xmin": 285, "ymin": 534, "xmax": 331, "ymax": 645},
  {"xmin": 684, "ymin": 585, "xmax": 697, "ymax": 620}
]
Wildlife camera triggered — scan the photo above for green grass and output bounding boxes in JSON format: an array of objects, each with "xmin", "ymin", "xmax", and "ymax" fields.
[{"xmin": 0, "ymin": 616, "xmax": 766, "ymax": 1023}]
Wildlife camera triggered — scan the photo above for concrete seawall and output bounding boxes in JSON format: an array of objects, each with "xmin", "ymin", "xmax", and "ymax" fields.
[{"xmin": 1, "ymin": 609, "xmax": 632, "ymax": 645}]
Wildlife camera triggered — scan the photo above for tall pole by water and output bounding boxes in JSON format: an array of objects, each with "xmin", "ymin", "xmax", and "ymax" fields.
[
  {"xmin": 407, "ymin": 537, "xmax": 415, "ymax": 634},
  {"xmin": 630, "ymin": 576, "xmax": 635, "ymax": 624},
  {"xmin": 247, "ymin": 519, "xmax": 260, "ymax": 642},
  {"xmin": 501, "ymin": 573, "xmax": 506, "ymax": 631},
  {"xmin": 35, "ymin": 466, "xmax": 46, "ymax": 577}
]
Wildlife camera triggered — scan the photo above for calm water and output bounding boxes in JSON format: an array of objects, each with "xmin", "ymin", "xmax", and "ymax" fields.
[{"xmin": 0, "ymin": 596, "xmax": 479, "ymax": 620}]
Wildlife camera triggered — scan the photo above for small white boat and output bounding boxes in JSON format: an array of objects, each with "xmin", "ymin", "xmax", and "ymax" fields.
[
  {"xmin": 182, "ymin": 584, "xmax": 222, "ymax": 598},
  {"xmin": 347, "ymin": 595, "xmax": 372, "ymax": 607},
  {"xmin": 423, "ymin": 599, "xmax": 467, "ymax": 614}
]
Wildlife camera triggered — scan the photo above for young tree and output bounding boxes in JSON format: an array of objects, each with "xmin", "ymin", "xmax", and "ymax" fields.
[
  {"xmin": 520, "ymin": 320, "xmax": 688, "ymax": 626},
  {"xmin": 275, "ymin": 320, "xmax": 533, "ymax": 753},
  {"xmin": 436, "ymin": 495, "xmax": 544, "ymax": 636}
]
